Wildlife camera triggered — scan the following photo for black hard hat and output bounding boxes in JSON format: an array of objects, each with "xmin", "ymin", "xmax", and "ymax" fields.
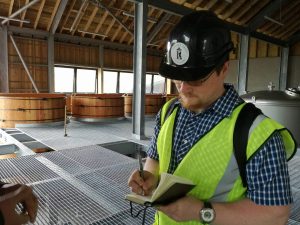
[{"xmin": 159, "ymin": 10, "xmax": 234, "ymax": 81}]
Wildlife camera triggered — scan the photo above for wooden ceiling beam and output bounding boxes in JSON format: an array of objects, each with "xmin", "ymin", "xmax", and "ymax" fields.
[
  {"xmin": 59, "ymin": 0, "xmax": 76, "ymax": 33},
  {"xmin": 81, "ymin": 6, "xmax": 99, "ymax": 37},
  {"xmin": 20, "ymin": 0, "xmax": 29, "ymax": 28},
  {"xmin": 247, "ymin": 0, "xmax": 289, "ymax": 32},
  {"xmin": 147, "ymin": 13, "xmax": 171, "ymax": 44},
  {"xmin": 34, "ymin": 0, "xmax": 45, "ymax": 29},
  {"xmin": 70, "ymin": 0, "xmax": 89, "ymax": 35},
  {"xmin": 8, "ymin": 0, "xmax": 14, "ymax": 16},
  {"xmin": 92, "ymin": 0, "xmax": 133, "ymax": 36},
  {"xmin": 92, "ymin": 11, "xmax": 109, "ymax": 39}
]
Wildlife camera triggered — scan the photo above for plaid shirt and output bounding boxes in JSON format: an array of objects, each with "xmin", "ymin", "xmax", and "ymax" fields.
[{"xmin": 147, "ymin": 84, "xmax": 292, "ymax": 205}]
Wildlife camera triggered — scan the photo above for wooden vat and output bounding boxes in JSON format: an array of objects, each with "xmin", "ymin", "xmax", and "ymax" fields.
[
  {"xmin": 71, "ymin": 94, "xmax": 124, "ymax": 120},
  {"xmin": 0, "ymin": 93, "xmax": 66, "ymax": 128},
  {"xmin": 0, "ymin": 153, "xmax": 16, "ymax": 159},
  {"xmin": 123, "ymin": 94, "xmax": 166, "ymax": 117}
]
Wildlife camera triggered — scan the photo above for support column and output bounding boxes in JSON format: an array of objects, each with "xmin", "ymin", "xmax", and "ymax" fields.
[
  {"xmin": 98, "ymin": 45, "xmax": 104, "ymax": 93},
  {"xmin": 48, "ymin": 34, "xmax": 55, "ymax": 93},
  {"xmin": 279, "ymin": 47, "xmax": 289, "ymax": 91},
  {"xmin": 237, "ymin": 34, "xmax": 250, "ymax": 95},
  {"xmin": 132, "ymin": 0, "xmax": 148, "ymax": 140},
  {"xmin": 0, "ymin": 26, "xmax": 9, "ymax": 93}
]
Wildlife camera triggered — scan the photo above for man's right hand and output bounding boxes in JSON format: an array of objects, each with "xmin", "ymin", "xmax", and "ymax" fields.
[{"xmin": 128, "ymin": 170, "xmax": 158, "ymax": 196}]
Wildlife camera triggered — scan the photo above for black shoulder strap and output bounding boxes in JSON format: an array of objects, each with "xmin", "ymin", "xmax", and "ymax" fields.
[
  {"xmin": 233, "ymin": 103, "xmax": 262, "ymax": 187},
  {"xmin": 162, "ymin": 98, "xmax": 178, "ymax": 124}
]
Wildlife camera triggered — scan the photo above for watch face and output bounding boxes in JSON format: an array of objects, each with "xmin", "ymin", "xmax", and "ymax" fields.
[{"xmin": 201, "ymin": 208, "xmax": 215, "ymax": 223}]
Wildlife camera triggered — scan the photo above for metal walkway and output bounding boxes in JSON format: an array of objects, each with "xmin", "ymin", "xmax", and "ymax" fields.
[{"xmin": 0, "ymin": 119, "xmax": 299, "ymax": 224}]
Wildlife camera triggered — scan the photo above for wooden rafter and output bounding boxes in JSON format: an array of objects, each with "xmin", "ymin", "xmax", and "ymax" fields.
[
  {"xmin": 34, "ymin": 0, "xmax": 45, "ymax": 29},
  {"xmin": 59, "ymin": 0, "xmax": 76, "ymax": 33},
  {"xmin": 231, "ymin": 0, "xmax": 259, "ymax": 22},
  {"xmin": 108, "ymin": 1, "xmax": 129, "ymax": 41},
  {"xmin": 81, "ymin": 6, "xmax": 99, "ymax": 37},
  {"xmin": 240, "ymin": 0, "xmax": 269, "ymax": 25},
  {"xmin": 47, "ymin": 0, "xmax": 61, "ymax": 31},
  {"xmin": 221, "ymin": 0, "xmax": 247, "ymax": 20},
  {"xmin": 205, "ymin": 0, "xmax": 218, "ymax": 10},
  {"xmin": 92, "ymin": 11, "xmax": 109, "ymax": 39},
  {"xmin": 20, "ymin": 0, "xmax": 29, "ymax": 28},
  {"xmin": 184, "ymin": 0, "xmax": 204, "ymax": 9},
  {"xmin": 8, "ymin": 0, "xmax": 14, "ymax": 16},
  {"xmin": 71, "ymin": 0, "xmax": 89, "ymax": 35}
]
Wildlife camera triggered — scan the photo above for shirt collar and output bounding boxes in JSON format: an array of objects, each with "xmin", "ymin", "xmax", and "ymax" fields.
[{"xmin": 210, "ymin": 84, "xmax": 243, "ymax": 118}]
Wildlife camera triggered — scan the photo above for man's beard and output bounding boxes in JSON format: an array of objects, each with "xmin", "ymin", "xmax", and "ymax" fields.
[{"xmin": 178, "ymin": 92, "xmax": 204, "ymax": 112}]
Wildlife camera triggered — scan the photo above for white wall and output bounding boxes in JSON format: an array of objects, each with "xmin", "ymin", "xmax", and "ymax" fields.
[
  {"xmin": 225, "ymin": 56, "xmax": 300, "ymax": 93},
  {"xmin": 288, "ymin": 56, "xmax": 300, "ymax": 88}
]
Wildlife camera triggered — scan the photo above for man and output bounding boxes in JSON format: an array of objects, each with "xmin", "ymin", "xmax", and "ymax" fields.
[
  {"xmin": 0, "ymin": 182, "xmax": 38, "ymax": 225},
  {"xmin": 128, "ymin": 11, "xmax": 296, "ymax": 225}
]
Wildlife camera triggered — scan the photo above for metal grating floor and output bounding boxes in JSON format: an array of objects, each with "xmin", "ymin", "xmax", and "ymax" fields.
[
  {"xmin": 1, "ymin": 146, "xmax": 155, "ymax": 225},
  {"xmin": 0, "ymin": 119, "xmax": 299, "ymax": 224}
]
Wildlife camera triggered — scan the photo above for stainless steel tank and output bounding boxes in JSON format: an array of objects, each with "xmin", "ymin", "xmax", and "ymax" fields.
[{"xmin": 241, "ymin": 87, "xmax": 300, "ymax": 146}]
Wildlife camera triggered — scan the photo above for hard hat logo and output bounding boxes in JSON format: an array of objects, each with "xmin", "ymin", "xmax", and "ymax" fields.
[{"xmin": 170, "ymin": 42, "xmax": 189, "ymax": 66}]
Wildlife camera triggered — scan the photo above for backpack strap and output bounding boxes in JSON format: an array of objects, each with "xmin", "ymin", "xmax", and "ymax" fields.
[
  {"xmin": 161, "ymin": 98, "xmax": 178, "ymax": 125},
  {"xmin": 233, "ymin": 103, "xmax": 262, "ymax": 187}
]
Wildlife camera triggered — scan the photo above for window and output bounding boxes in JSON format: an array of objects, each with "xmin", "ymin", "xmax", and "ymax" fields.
[
  {"xmin": 119, "ymin": 72, "xmax": 133, "ymax": 93},
  {"xmin": 76, "ymin": 69, "xmax": 96, "ymax": 93},
  {"xmin": 54, "ymin": 66, "xmax": 97, "ymax": 93},
  {"xmin": 146, "ymin": 74, "xmax": 152, "ymax": 94},
  {"xmin": 54, "ymin": 67, "xmax": 74, "ymax": 93},
  {"xmin": 153, "ymin": 75, "xmax": 165, "ymax": 93},
  {"xmin": 103, "ymin": 71, "xmax": 118, "ymax": 93}
]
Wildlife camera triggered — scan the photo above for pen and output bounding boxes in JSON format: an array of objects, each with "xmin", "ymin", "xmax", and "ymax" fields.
[{"xmin": 138, "ymin": 149, "xmax": 144, "ymax": 180}]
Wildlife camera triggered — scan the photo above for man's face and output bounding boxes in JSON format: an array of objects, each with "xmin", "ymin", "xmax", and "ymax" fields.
[{"xmin": 173, "ymin": 63, "xmax": 228, "ymax": 112}]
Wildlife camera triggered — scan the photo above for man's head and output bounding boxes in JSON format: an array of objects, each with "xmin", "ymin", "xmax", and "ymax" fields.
[{"xmin": 159, "ymin": 10, "xmax": 233, "ymax": 82}]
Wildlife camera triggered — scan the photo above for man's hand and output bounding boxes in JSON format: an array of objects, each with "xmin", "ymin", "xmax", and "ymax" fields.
[
  {"xmin": 157, "ymin": 196, "xmax": 202, "ymax": 222},
  {"xmin": 0, "ymin": 183, "xmax": 38, "ymax": 225},
  {"xmin": 128, "ymin": 170, "xmax": 159, "ymax": 196}
]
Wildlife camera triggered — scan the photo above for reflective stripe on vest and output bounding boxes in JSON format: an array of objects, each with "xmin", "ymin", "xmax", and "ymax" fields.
[{"xmin": 154, "ymin": 101, "xmax": 296, "ymax": 225}]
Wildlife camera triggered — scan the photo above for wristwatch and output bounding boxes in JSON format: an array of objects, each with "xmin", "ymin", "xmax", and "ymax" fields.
[{"xmin": 199, "ymin": 201, "xmax": 215, "ymax": 224}]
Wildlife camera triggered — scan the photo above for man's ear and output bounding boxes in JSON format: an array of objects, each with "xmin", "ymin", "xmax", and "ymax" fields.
[{"xmin": 221, "ymin": 61, "xmax": 229, "ymax": 78}]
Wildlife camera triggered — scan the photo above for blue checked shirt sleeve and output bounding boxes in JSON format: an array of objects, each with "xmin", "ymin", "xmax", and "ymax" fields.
[
  {"xmin": 246, "ymin": 131, "xmax": 293, "ymax": 205},
  {"xmin": 146, "ymin": 110, "xmax": 161, "ymax": 161}
]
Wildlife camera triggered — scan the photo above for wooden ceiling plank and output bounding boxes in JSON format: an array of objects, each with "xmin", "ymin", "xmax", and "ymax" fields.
[
  {"xmin": 71, "ymin": 0, "xmax": 89, "ymax": 35},
  {"xmin": 205, "ymin": 0, "xmax": 219, "ymax": 10},
  {"xmin": 215, "ymin": 1, "xmax": 230, "ymax": 15},
  {"xmin": 239, "ymin": 0, "xmax": 269, "ymax": 25},
  {"xmin": 247, "ymin": 0, "xmax": 288, "ymax": 31},
  {"xmin": 221, "ymin": 0, "xmax": 247, "ymax": 20},
  {"xmin": 147, "ymin": 13, "xmax": 171, "ymax": 44},
  {"xmin": 262, "ymin": 3, "xmax": 300, "ymax": 35},
  {"xmin": 231, "ymin": 0, "xmax": 259, "ymax": 22},
  {"xmin": 20, "ymin": 0, "xmax": 29, "ymax": 28},
  {"xmin": 111, "ymin": 1, "xmax": 132, "ymax": 41},
  {"xmin": 59, "ymin": 0, "xmax": 76, "ymax": 33},
  {"xmin": 8, "ymin": 0, "xmax": 15, "ymax": 16},
  {"xmin": 274, "ymin": 17, "xmax": 300, "ymax": 38},
  {"xmin": 92, "ymin": 11, "xmax": 109, "ymax": 39},
  {"xmin": 269, "ymin": 10, "xmax": 300, "ymax": 36},
  {"xmin": 278, "ymin": 20, "xmax": 300, "ymax": 40},
  {"xmin": 260, "ymin": 1, "xmax": 300, "ymax": 32},
  {"xmin": 34, "ymin": 0, "xmax": 46, "ymax": 29},
  {"xmin": 47, "ymin": 0, "xmax": 62, "ymax": 32},
  {"xmin": 1, "ymin": 0, "xmax": 41, "ymax": 25},
  {"xmin": 94, "ymin": 0, "xmax": 133, "ymax": 37},
  {"xmin": 189, "ymin": 0, "xmax": 205, "ymax": 9},
  {"xmin": 102, "ymin": 18, "xmax": 115, "ymax": 41},
  {"xmin": 81, "ymin": 6, "xmax": 99, "ymax": 37}
]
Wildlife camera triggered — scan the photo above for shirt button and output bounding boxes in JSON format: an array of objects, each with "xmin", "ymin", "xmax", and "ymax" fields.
[{"xmin": 183, "ymin": 139, "xmax": 188, "ymax": 144}]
